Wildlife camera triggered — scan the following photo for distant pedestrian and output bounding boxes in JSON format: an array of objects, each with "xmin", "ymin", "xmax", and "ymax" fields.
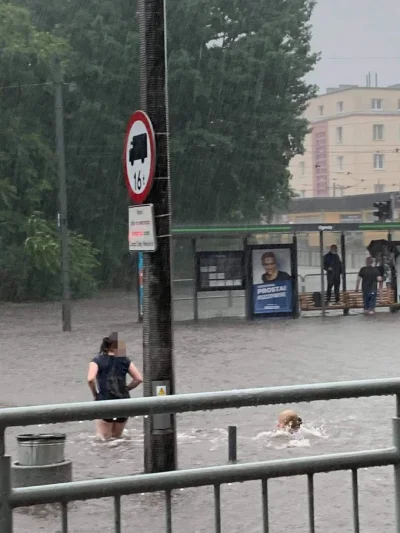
[
  {"xmin": 87, "ymin": 332, "xmax": 143, "ymax": 440},
  {"xmin": 355, "ymin": 257, "xmax": 383, "ymax": 315},
  {"xmin": 323, "ymin": 245, "xmax": 343, "ymax": 304}
]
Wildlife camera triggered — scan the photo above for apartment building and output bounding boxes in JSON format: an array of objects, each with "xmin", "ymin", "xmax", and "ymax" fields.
[{"xmin": 290, "ymin": 82, "xmax": 400, "ymax": 198}]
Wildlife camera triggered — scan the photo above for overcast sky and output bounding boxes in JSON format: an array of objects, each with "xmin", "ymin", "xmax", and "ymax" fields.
[{"xmin": 308, "ymin": 0, "xmax": 400, "ymax": 93}]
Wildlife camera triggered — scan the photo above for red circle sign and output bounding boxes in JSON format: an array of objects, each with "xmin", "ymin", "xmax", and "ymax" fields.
[{"xmin": 123, "ymin": 110, "xmax": 156, "ymax": 204}]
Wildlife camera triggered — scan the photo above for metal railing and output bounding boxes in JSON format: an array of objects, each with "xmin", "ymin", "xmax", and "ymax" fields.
[
  {"xmin": 2, "ymin": 378, "xmax": 400, "ymax": 532},
  {"xmin": 298, "ymin": 271, "xmax": 359, "ymax": 293}
]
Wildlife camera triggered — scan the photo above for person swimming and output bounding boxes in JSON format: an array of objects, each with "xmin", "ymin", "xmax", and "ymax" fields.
[{"xmin": 277, "ymin": 410, "xmax": 302, "ymax": 433}]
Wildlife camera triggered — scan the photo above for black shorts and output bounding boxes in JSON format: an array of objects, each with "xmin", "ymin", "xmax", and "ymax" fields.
[{"xmin": 102, "ymin": 417, "xmax": 128, "ymax": 424}]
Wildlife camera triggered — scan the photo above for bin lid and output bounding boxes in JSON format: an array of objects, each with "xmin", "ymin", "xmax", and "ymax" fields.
[{"xmin": 17, "ymin": 433, "xmax": 66, "ymax": 442}]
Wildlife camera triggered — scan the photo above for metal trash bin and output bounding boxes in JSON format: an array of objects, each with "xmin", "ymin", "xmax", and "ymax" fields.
[{"xmin": 16, "ymin": 433, "xmax": 66, "ymax": 466}]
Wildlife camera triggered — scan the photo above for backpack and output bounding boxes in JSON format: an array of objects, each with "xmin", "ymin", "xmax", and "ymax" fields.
[{"xmin": 104, "ymin": 358, "xmax": 129, "ymax": 400}]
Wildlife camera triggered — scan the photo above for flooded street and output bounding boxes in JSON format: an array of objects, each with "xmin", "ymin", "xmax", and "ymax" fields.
[{"xmin": 2, "ymin": 292, "xmax": 399, "ymax": 532}]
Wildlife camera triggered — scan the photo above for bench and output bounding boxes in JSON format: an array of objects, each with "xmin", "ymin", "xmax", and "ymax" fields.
[
  {"xmin": 300, "ymin": 292, "xmax": 346, "ymax": 311},
  {"xmin": 300, "ymin": 289, "xmax": 395, "ymax": 312},
  {"xmin": 344, "ymin": 288, "xmax": 395, "ymax": 309}
]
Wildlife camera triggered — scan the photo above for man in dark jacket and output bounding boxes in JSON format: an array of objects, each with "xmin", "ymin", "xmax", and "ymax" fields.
[{"xmin": 324, "ymin": 245, "xmax": 343, "ymax": 304}]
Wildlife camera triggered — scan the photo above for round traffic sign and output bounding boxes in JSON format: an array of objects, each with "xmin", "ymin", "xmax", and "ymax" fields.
[{"xmin": 123, "ymin": 110, "xmax": 156, "ymax": 204}]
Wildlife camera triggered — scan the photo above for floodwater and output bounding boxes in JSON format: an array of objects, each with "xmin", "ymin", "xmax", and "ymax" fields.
[{"xmin": 2, "ymin": 291, "xmax": 400, "ymax": 532}]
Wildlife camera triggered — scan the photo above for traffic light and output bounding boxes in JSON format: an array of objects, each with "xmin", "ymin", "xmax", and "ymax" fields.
[{"xmin": 373, "ymin": 200, "xmax": 392, "ymax": 222}]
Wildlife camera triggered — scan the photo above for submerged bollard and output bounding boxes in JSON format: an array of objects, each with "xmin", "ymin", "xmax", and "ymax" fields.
[{"xmin": 228, "ymin": 425, "xmax": 237, "ymax": 463}]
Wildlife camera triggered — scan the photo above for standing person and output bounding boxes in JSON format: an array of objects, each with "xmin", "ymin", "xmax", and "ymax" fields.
[
  {"xmin": 355, "ymin": 257, "xmax": 383, "ymax": 315},
  {"xmin": 323, "ymin": 244, "xmax": 343, "ymax": 304},
  {"xmin": 87, "ymin": 332, "xmax": 143, "ymax": 440}
]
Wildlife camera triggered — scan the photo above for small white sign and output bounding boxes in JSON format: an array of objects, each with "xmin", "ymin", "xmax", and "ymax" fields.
[{"xmin": 129, "ymin": 204, "xmax": 157, "ymax": 252}]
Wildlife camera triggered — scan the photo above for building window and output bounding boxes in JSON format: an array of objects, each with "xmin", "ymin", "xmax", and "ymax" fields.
[
  {"xmin": 318, "ymin": 105, "xmax": 324, "ymax": 117},
  {"xmin": 337, "ymin": 156, "xmax": 344, "ymax": 172},
  {"xmin": 373, "ymin": 153, "xmax": 385, "ymax": 170},
  {"xmin": 337, "ymin": 101, "xmax": 344, "ymax": 113},
  {"xmin": 371, "ymin": 98, "xmax": 383, "ymax": 110},
  {"xmin": 373, "ymin": 124, "xmax": 384, "ymax": 140},
  {"xmin": 374, "ymin": 183, "xmax": 385, "ymax": 193},
  {"xmin": 336, "ymin": 127, "xmax": 343, "ymax": 144},
  {"xmin": 300, "ymin": 161, "xmax": 305, "ymax": 176}
]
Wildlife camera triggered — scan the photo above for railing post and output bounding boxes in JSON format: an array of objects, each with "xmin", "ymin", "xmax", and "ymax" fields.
[
  {"xmin": 192, "ymin": 238, "xmax": 198, "ymax": 322},
  {"xmin": 393, "ymin": 396, "xmax": 400, "ymax": 533},
  {"xmin": 0, "ymin": 430, "xmax": 13, "ymax": 533},
  {"xmin": 228, "ymin": 425, "xmax": 237, "ymax": 463}
]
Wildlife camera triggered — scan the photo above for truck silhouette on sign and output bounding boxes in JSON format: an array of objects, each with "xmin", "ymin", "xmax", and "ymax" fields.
[{"xmin": 129, "ymin": 133, "xmax": 147, "ymax": 165}]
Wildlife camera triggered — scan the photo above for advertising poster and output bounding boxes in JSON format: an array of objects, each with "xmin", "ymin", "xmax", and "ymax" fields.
[{"xmin": 252, "ymin": 247, "xmax": 293, "ymax": 315}]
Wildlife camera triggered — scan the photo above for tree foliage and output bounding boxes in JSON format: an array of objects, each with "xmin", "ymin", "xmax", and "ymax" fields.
[
  {"xmin": 0, "ymin": 1, "xmax": 99, "ymax": 300},
  {"xmin": 1, "ymin": 0, "xmax": 318, "ymax": 300}
]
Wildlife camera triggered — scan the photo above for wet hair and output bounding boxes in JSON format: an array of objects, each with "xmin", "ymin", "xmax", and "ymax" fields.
[
  {"xmin": 261, "ymin": 251, "xmax": 276, "ymax": 264},
  {"xmin": 99, "ymin": 332, "xmax": 118, "ymax": 355}
]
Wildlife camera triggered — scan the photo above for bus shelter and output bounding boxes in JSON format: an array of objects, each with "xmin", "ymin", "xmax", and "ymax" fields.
[{"xmin": 140, "ymin": 221, "xmax": 400, "ymax": 320}]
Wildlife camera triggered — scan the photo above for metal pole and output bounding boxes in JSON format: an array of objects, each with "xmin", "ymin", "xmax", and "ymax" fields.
[
  {"xmin": 292, "ymin": 234, "xmax": 299, "ymax": 318},
  {"xmin": 341, "ymin": 232, "xmax": 348, "ymax": 316},
  {"xmin": 192, "ymin": 238, "xmax": 198, "ymax": 321},
  {"xmin": 319, "ymin": 231, "xmax": 325, "ymax": 316},
  {"xmin": 227, "ymin": 290, "xmax": 233, "ymax": 308},
  {"xmin": 137, "ymin": 252, "xmax": 144, "ymax": 323},
  {"xmin": 390, "ymin": 193, "xmax": 395, "ymax": 221},
  {"xmin": 54, "ymin": 56, "xmax": 72, "ymax": 332},
  {"xmin": 228, "ymin": 425, "xmax": 237, "ymax": 463},
  {"xmin": 0, "ymin": 429, "xmax": 12, "ymax": 533},
  {"xmin": 243, "ymin": 236, "xmax": 251, "ymax": 320},
  {"xmin": 392, "ymin": 412, "xmax": 400, "ymax": 533},
  {"xmin": 139, "ymin": 0, "xmax": 177, "ymax": 472}
]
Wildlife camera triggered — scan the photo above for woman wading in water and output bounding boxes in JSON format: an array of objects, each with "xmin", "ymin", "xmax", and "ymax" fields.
[{"xmin": 87, "ymin": 332, "xmax": 143, "ymax": 440}]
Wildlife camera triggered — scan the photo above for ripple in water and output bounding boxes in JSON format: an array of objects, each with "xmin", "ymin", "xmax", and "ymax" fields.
[
  {"xmin": 252, "ymin": 423, "xmax": 328, "ymax": 449},
  {"xmin": 69, "ymin": 424, "xmax": 328, "ymax": 453}
]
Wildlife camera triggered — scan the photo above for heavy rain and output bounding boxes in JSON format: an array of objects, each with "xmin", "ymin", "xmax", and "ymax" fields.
[{"xmin": 1, "ymin": 0, "xmax": 400, "ymax": 531}]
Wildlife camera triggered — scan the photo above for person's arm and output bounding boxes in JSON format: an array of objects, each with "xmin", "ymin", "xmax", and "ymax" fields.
[
  {"xmin": 378, "ymin": 275, "xmax": 383, "ymax": 302},
  {"xmin": 127, "ymin": 362, "xmax": 143, "ymax": 391},
  {"xmin": 87, "ymin": 362, "xmax": 99, "ymax": 400},
  {"xmin": 355, "ymin": 270, "xmax": 362, "ymax": 292},
  {"xmin": 323, "ymin": 254, "xmax": 329, "ymax": 272}
]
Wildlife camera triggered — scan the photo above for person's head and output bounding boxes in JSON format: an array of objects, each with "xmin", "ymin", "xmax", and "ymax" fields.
[
  {"xmin": 277, "ymin": 410, "xmax": 302, "ymax": 432},
  {"xmin": 116, "ymin": 340, "xmax": 127, "ymax": 357},
  {"xmin": 366, "ymin": 256, "xmax": 374, "ymax": 267},
  {"xmin": 100, "ymin": 332, "xmax": 118, "ymax": 355},
  {"xmin": 261, "ymin": 251, "xmax": 278, "ymax": 277},
  {"xmin": 330, "ymin": 245, "xmax": 338, "ymax": 254}
]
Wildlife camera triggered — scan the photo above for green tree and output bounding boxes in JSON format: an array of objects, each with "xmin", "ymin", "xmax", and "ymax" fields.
[
  {"xmin": 0, "ymin": 1, "xmax": 99, "ymax": 301},
  {"xmin": 168, "ymin": 0, "xmax": 318, "ymax": 222},
  {"xmin": 4, "ymin": 0, "xmax": 318, "ymax": 300},
  {"xmin": 15, "ymin": 0, "xmax": 140, "ymax": 285}
]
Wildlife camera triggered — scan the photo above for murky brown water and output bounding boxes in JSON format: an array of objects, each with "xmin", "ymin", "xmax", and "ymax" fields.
[{"xmin": 2, "ymin": 291, "xmax": 399, "ymax": 532}]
